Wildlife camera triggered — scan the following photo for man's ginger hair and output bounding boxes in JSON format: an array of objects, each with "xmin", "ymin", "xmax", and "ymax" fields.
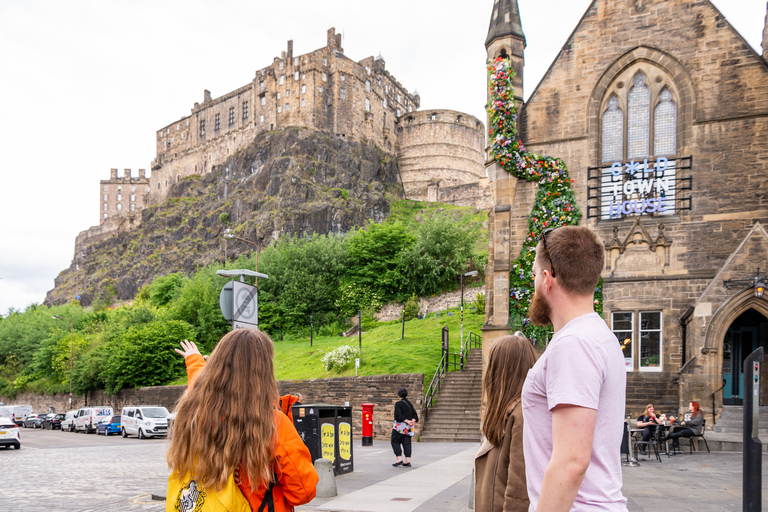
[{"xmin": 535, "ymin": 226, "xmax": 604, "ymax": 296}]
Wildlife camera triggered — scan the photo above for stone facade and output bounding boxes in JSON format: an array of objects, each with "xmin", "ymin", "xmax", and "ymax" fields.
[
  {"xmin": 99, "ymin": 169, "xmax": 149, "ymax": 225},
  {"xmin": 483, "ymin": 0, "xmax": 768, "ymax": 420},
  {"xmin": 0, "ymin": 372, "xmax": 423, "ymax": 439}
]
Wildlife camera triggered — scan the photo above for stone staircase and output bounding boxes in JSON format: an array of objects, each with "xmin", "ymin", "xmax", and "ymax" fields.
[
  {"xmin": 419, "ymin": 348, "xmax": 482, "ymax": 443},
  {"xmin": 696, "ymin": 405, "xmax": 768, "ymax": 452}
]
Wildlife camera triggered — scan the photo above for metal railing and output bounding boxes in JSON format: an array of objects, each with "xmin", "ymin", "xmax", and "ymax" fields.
[
  {"xmin": 711, "ymin": 379, "xmax": 726, "ymax": 426},
  {"xmin": 423, "ymin": 329, "xmax": 481, "ymax": 422}
]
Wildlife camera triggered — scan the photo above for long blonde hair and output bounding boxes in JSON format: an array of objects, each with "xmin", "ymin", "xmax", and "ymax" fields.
[
  {"xmin": 643, "ymin": 404, "xmax": 655, "ymax": 417},
  {"xmin": 167, "ymin": 329, "xmax": 279, "ymax": 491},
  {"xmin": 481, "ymin": 333, "xmax": 537, "ymax": 447}
]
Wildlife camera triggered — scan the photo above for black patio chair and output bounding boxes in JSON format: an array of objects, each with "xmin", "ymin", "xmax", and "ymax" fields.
[
  {"xmin": 633, "ymin": 424, "xmax": 662, "ymax": 463},
  {"xmin": 680, "ymin": 419, "xmax": 710, "ymax": 454}
]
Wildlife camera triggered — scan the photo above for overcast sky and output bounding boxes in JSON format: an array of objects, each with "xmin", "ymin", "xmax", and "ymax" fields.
[{"xmin": 0, "ymin": 0, "xmax": 765, "ymax": 315}]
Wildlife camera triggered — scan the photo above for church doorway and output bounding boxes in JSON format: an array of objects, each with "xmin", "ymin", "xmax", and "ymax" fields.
[{"xmin": 722, "ymin": 309, "xmax": 768, "ymax": 405}]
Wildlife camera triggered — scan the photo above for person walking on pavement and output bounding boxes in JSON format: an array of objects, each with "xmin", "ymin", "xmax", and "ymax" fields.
[
  {"xmin": 391, "ymin": 388, "xmax": 418, "ymax": 467},
  {"xmin": 474, "ymin": 332, "xmax": 537, "ymax": 512},
  {"xmin": 522, "ymin": 226, "xmax": 628, "ymax": 511},
  {"xmin": 167, "ymin": 330, "xmax": 318, "ymax": 511}
]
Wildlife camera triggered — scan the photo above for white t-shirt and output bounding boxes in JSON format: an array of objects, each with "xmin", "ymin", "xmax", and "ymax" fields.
[{"xmin": 522, "ymin": 313, "xmax": 627, "ymax": 511}]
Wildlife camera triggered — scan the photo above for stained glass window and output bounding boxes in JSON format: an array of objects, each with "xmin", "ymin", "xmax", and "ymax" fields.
[
  {"xmin": 628, "ymin": 74, "xmax": 650, "ymax": 159},
  {"xmin": 602, "ymin": 96, "xmax": 623, "ymax": 163},
  {"xmin": 654, "ymin": 88, "xmax": 676, "ymax": 156}
]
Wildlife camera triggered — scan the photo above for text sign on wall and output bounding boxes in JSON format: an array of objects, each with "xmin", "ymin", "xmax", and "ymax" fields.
[{"xmin": 587, "ymin": 156, "xmax": 692, "ymax": 219}]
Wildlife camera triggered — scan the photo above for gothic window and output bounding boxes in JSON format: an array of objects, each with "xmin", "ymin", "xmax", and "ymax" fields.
[
  {"xmin": 627, "ymin": 74, "xmax": 650, "ymax": 159},
  {"xmin": 601, "ymin": 96, "xmax": 623, "ymax": 163},
  {"xmin": 654, "ymin": 89, "xmax": 676, "ymax": 156}
]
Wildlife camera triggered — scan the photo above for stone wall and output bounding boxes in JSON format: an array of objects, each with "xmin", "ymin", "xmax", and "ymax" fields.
[
  {"xmin": 376, "ymin": 286, "xmax": 485, "ymax": 322},
  {"xmin": 99, "ymin": 168, "xmax": 149, "ymax": 225},
  {"xmin": 0, "ymin": 373, "xmax": 423, "ymax": 440}
]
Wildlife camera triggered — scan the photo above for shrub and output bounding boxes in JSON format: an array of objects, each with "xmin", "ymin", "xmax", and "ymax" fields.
[
  {"xmin": 404, "ymin": 293, "xmax": 420, "ymax": 321},
  {"xmin": 321, "ymin": 345, "xmax": 361, "ymax": 371}
]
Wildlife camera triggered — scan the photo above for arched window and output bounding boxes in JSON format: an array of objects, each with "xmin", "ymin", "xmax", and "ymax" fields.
[
  {"xmin": 602, "ymin": 95, "xmax": 623, "ymax": 163},
  {"xmin": 627, "ymin": 73, "xmax": 650, "ymax": 159},
  {"xmin": 654, "ymin": 88, "xmax": 676, "ymax": 156}
]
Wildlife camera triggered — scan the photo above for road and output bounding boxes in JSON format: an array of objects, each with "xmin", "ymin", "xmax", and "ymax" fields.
[{"xmin": 4, "ymin": 426, "xmax": 167, "ymax": 511}]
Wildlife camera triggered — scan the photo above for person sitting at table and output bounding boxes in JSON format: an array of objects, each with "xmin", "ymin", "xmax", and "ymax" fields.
[
  {"xmin": 667, "ymin": 401, "xmax": 704, "ymax": 451},
  {"xmin": 636, "ymin": 404, "xmax": 662, "ymax": 454}
]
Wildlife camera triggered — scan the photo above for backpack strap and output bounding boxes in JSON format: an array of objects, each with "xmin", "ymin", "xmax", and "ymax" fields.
[{"xmin": 257, "ymin": 479, "xmax": 276, "ymax": 512}]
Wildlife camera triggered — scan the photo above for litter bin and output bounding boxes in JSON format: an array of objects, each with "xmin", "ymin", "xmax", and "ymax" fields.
[{"xmin": 293, "ymin": 404, "xmax": 354, "ymax": 475}]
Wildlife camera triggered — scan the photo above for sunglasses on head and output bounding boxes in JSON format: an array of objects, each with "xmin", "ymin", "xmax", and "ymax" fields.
[{"xmin": 540, "ymin": 228, "xmax": 556, "ymax": 277}]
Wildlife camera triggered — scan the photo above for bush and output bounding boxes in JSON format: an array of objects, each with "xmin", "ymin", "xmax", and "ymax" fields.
[
  {"xmin": 321, "ymin": 345, "xmax": 361, "ymax": 371},
  {"xmin": 474, "ymin": 292, "xmax": 486, "ymax": 314},
  {"xmin": 317, "ymin": 320, "xmax": 344, "ymax": 337},
  {"xmin": 404, "ymin": 293, "xmax": 420, "ymax": 321}
]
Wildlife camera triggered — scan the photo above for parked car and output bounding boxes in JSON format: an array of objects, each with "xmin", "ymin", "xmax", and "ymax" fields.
[
  {"xmin": 121, "ymin": 406, "xmax": 170, "ymax": 438},
  {"xmin": 0, "ymin": 405, "xmax": 33, "ymax": 426},
  {"xmin": 41, "ymin": 413, "xmax": 65, "ymax": 430},
  {"xmin": 22, "ymin": 414, "xmax": 47, "ymax": 429},
  {"xmin": 96, "ymin": 415, "xmax": 121, "ymax": 436},
  {"xmin": 0, "ymin": 417, "xmax": 20, "ymax": 449},
  {"xmin": 61, "ymin": 410, "xmax": 78, "ymax": 432},
  {"xmin": 74, "ymin": 407, "xmax": 113, "ymax": 434}
]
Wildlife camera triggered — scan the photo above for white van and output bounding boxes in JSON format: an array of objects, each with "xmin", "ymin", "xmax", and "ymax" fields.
[
  {"xmin": 60, "ymin": 410, "xmax": 78, "ymax": 432},
  {"xmin": 0, "ymin": 405, "xmax": 33, "ymax": 426},
  {"xmin": 74, "ymin": 407, "xmax": 113, "ymax": 434},
  {"xmin": 121, "ymin": 406, "xmax": 170, "ymax": 438}
]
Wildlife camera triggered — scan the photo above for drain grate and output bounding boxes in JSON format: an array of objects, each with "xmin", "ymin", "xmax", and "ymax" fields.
[{"xmin": 391, "ymin": 497, "xmax": 412, "ymax": 501}]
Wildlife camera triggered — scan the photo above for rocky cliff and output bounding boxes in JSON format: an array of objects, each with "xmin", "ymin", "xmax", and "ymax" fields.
[{"xmin": 46, "ymin": 127, "xmax": 403, "ymax": 306}]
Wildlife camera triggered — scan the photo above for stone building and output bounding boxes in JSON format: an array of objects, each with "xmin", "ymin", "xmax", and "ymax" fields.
[
  {"xmin": 99, "ymin": 168, "xmax": 149, "ymax": 225},
  {"xmin": 483, "ymin": 0, "xmax": 768, "ymax": 419}
]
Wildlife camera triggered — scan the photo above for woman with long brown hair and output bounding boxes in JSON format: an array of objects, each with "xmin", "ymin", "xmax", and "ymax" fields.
[
  {"xmin": 474, "ymin": 332, "xmax": 537, "ymax": 512},
  {"xmin": 166, "ymin": 329, "xmax": 318, "ymax": 511}
]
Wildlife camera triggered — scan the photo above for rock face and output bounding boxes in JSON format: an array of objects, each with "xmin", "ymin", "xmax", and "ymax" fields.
[{"xmin": 47, "ymin": 127, "xmax": 403, "ymax": 306}]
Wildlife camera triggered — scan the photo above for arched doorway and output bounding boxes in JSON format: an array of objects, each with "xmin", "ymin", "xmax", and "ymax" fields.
[{"xmin": 723, "ymin": 309, "xmax": 768, "ymax": 405}]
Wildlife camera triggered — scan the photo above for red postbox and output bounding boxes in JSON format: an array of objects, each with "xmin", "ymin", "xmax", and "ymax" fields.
[{"xmin": 361, "ymin": 403, "xmax": 375, "ymax": 446}]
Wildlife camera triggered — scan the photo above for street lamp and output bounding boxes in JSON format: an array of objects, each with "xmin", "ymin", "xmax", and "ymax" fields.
[
  {"xmin": 723, "ymin": 267, "xmax": 766, "ymax": 299},
  {"xmin": 461, "ymin": 270, "xmax": 479, "ymax": 351},
  {"xmin": 52, "ymin": 315, "xmax": 74, "ymax": 404},
  {"xmin": 223, "ymin": 229, "xmax": 262, "ymax": 284}
]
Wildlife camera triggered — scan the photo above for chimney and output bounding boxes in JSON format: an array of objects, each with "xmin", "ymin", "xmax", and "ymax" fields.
[
  {"xmin": 287, "ymin": 40, "xmax": 293, "ymax": 60},
  {"xmin": 110, "ymin": 168, "xmax": 118, "ymax": 180},
  {"xmin": 138, "ymin": 169, "xmax": 146, "ymax": 179},
  {"xmin": 763, "ymin": 2, "xmax": 768, "ymax": 61},
  {"xmin": 204, "ymin": 89, "xmax": 212, "ymax": 103},
  {"xmin": 124, "ymin": 168, "xmax": 132, "ymax": 179}
]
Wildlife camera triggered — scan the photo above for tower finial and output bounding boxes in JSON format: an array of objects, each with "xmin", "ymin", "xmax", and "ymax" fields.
[{"xmin": 485, "ymin": 0, "xmax": 525, "ymax": 49}]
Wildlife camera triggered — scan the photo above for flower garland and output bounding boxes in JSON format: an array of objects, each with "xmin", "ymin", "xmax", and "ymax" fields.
[{"xmin": 487, "ymin": 57, "xmax": 602, "ymax": 340}]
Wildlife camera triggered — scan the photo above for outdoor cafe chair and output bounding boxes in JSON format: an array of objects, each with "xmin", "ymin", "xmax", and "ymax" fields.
[
  {"xmin": 678, "ymin": 418, "xmax": 710, "ymax": 454},
  {"xmin": 633, "ymin": 424, "xmax": 663, "ymax": 463}
]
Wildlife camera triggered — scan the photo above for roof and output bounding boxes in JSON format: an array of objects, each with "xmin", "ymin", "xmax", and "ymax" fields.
[{"xmin": 485, "ymin": 0, "xmax": 525, "ymax": 47}]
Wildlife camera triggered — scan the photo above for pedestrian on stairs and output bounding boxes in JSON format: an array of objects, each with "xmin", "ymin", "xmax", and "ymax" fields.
[
  {"xmin": 474, "ymin": 332, "xmax": 537, "ymax": 512},
  {"xmin": 392, "ymin": 388, "xmax": 418, "ymax": 467}
]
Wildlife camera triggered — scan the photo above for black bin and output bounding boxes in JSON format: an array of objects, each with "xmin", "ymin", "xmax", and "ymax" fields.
[{"xmin": 292, "ymin": 404, "xmax": 353, "ymax": 475}]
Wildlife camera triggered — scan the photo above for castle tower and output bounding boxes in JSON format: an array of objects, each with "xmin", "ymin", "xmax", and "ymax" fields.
[{"xmin": 482, "ymin": 0, "xmax": 526, "ymax": 349}]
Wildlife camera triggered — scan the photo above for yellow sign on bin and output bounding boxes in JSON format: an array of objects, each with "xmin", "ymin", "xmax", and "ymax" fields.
[
  {"xmin": 338, "ymin": 422, "xmax": 351, "ymax": 460},
  {"xmin": 321, "ymin": 423, "xmax": 335, "ymax": 462}
]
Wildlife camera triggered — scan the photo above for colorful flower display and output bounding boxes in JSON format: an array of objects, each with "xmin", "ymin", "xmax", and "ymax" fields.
[{"xmin": 487, "ymin": 58, "xmax": 602, "ymax": 340}]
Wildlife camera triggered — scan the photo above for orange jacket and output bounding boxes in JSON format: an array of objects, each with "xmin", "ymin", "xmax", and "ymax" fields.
[{"xmin": 185, "ymin": 354, "xmax": 318, "ymax": 511}]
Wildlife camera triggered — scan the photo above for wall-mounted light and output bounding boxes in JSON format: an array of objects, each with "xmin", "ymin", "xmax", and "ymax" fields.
[{"xmin": 723, "ymin": 267, "xmax": 766, "ymax": 299}]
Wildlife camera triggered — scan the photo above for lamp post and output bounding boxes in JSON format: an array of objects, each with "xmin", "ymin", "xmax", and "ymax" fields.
[
  {"xmin": 223, "ymin": 229, "xmax": 261, "ymax": 284},
  {"xmin": 723, "ymin": 267, "xmax": 766, "ymax": 299},
  {"xmin": 52, "ymin": 315, "xmax": 74, "ymax": 405},
  {"xmin": 461, "ymin": 270, "xmax": 479, "ymax": 351}
]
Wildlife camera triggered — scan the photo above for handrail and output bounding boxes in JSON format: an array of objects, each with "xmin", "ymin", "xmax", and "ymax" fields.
[
  {"xmin": 711, "ymin": 379, "xmax": 726, "ymax": 426},
  {"xmin": 423, "ymin": 331, "xmax": 482, "ymax": 421},
  {"xmin": 460, "ymin": 332, "xmax": 482, "ymax": 371}
]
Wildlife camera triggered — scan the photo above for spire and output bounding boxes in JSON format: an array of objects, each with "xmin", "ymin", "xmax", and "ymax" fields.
[{"xmin": 485, "ymin": 0, "xmax": 525, "ymax": 48}]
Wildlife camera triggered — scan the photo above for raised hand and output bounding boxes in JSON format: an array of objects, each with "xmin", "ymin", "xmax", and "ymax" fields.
[{"xmin": 174, "ymin": 339, "xmax": 202, "ymax": 359}]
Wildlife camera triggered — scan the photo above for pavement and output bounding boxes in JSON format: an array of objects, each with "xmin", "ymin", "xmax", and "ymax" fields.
[{"xmin": 296, "ymin": 440, "xmax": 768, "ymax": 512}]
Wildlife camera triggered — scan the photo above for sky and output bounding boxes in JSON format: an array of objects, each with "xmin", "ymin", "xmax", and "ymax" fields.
[{"xmin": 0, "ymin": 0, "xmax": 765, "ymax": 316}]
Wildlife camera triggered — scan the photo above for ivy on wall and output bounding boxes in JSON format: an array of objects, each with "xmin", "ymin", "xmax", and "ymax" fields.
[{"xmin": 486, "ymin": 57, "xmax": 602, "ymax": 342}]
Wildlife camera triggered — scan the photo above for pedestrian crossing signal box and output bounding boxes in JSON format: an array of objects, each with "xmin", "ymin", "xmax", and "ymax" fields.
[{"xmin": 292, "ymin": 404, "xmax": 353, "ymax": 475}]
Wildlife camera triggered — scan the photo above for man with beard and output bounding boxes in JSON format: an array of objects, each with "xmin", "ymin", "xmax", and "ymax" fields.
[{"xmin": 521, "ymin": 226, "xmax": 627, "ymax": 512}]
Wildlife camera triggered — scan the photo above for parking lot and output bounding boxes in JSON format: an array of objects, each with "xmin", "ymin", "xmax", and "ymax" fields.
[{"xmin": 3, "ymin": 426, "xmax": 167, "ymax": 511}]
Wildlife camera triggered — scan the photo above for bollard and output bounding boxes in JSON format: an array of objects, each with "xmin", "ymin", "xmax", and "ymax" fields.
[
  {"xmin": 314, "ymin": 458, "xmax": 338, "ymax": 498},
  {"xmin": 361, "ymin": 403, "xmax": 374, "ymax": 446}
]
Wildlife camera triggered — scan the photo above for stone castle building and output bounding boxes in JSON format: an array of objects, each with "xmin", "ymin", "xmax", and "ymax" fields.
[
  {"xmin": 99, "ymin": 168, "xmax": 149, "ymax": 225},
  {"xmin": 483, "ymin": 0, "xmax": 768, "ymax": 419},
  {"xmin": 93, "ymin": 27, "xmax": 490, "ymax": 235}
]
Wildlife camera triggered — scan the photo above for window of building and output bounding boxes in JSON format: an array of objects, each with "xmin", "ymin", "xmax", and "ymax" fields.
[
  {"xmin": 130, "ymin": 194, "xmax": 135, "ymax": 202},
  {"xmin": 131, "ymin": 185, "xmax": 135, "ymax": 192},
  {"xmin": 166, "ymin": 128, "xmax": 169, "ymax": 135},
  {"xmin": 431, "ymin": 113, "xmax": 437, "ymax": 121},
  {"xmin": 628, "ymin": 74, "xmax": 650, "ymax": 159},
  {"xmin": 365, "ymin": 66, "xmax": 371, "ymax": 75},
  {"xmin": 130, "ymin": 204, "xmax": 135, "ymax": 211},
  {"xmin": 408, "ymin": 105, "xmax": 413, "ymax": 113},
  {"xmin": 242, "ymin": 101, "xmax": 249, "ymax": 120},
  {"xmin": 215, "ymin": 113, "xmax": 221, "ymax": 131},
  {"xmin": 340, "ymin": 74, "xmax": 345, "ymax": 81},
  {"xmin": 365, "ymin": 80, "xmax": 371, "ymax": 93},
  {"xmin": 383, "ymin": 98, "xmax": 387, "ymax": 108},
  {"xmin": 186, "ymin": 119, "xmax": 189, "ymax": 127},
  {"xmin": 277, "ymin": 105, "xmax": 282, "ymax": 113},
  {"xmin": 318, "ymin": 86, "xmax": 323, "ymax": 93},
  {"xmin": 147, "ymin": 185, "xmax": 150, "ymax": 192},
  {"xmin": 365, "ymin": 98, "xmax": 371, "ymax": 112},
  {"xmin": 385, "ymin": 84, "xmax": 389, "ymax": 93},
  {"xmin": 340, "ymin": 87, "xmax": 346, "ymax": 100},
  {"xmin": 117, "ymin": 185, "xmax": 121, "ymax": 191},
  {"xmin": 294, "ymin": 57, "xmax": 299, "ymax": 66},
  {"xmin": 117, "ymin": 203, "xmax": 122, "ymax": 211},
  {"xmin": 322, "ymin": 72, "xmax": 327, "ymax": 82},
  {"xmin": 261, "ymin": 95, "xmax": 266, "ymax": 106},
  {"xmin": 285, "ymin": 103, "xmax": 290, "ymax": 111},
  {"xmin": 397, "ymin": 94, "xmax": 401, "ymax": 103},
  {"xmin": 117, "ymin": 194, "xmax": 122, "ymax": 201},
  {"xmin": 103, "ymin": 213, "xmax": 108, "ymax": 219},
  {"xmin": 260, "ymin": 115, "xmax": 264, "ymax": 122},
  {"xmin": 277, "ymin": 92, "xmax": 281, "ymax": 100},
  {"xmin": 229, "ymin": 107, "xmax": 235, "ymax": 126},
  {"xmin": 260, "ymin": 81, "xmax": 265, "ymax": 90},
  {"xmin": 199, "ymin": 119, "xmax": 205, "ymax": 136},
  {"xmin": 301, "ymin": 84, "xmax": 306, "ymax": 94},
  {"xmin": 103, "ymin": 194, "xmax": 107, "ymax": 201},
  {"xmin": 286, "ymin": 89, "xmax": 290, "ymax": 97},
  {"xmin": 601, "ymin": 96, "xmax": 623, "ymax": 163},
  {"xmin": 639, "ymin": 312, "xmax": 662, "ymax": 370},
  {"xmin": 654, "ymin": 89, "xmax": 676, "ymax": 156},
  {"xmin": 301, "ymin": 98, "xmax": 306, "ymax": 107},
  {"xmin": 612, "ymin": 312, "xmax": 634, "ymax": 372},
  {"xmin": 323, "ymin": 57, "xmax": 328, "ymax": 66},
  {"xmin": 103, "ymin": 185, "xmax": 107, "ymax": 192},
  {"xmin": 294, "ymin": 71, "xmax": 299, "ymax": 81},
  {"xmin": 103, "ymin": 203, "xmax": 108, "ymax": 211},
  {"xmin": 397, "ymin": 108, "xmax": 401, "ymax": 117},
  {"xmin": 301, "ymin": 73, "xmax": 306, "ymax": 80},
  {"xmin": 279, "ymin": 61, "xmax": 284, "ymax": 70},
  {"xmin": 279, "ymin": 75, "xmax": 285, "ymax": 85}
]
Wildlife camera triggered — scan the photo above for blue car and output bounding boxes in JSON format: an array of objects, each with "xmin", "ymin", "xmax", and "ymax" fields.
[{"xmin": 96, "ymin": 415, "xmax": 121, "ymax": 436}]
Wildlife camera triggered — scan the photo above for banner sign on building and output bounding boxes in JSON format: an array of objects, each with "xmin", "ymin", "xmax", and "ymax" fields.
[{"xmin": 587, "ymin": 156, "xmax": 692, "ymax": 219}]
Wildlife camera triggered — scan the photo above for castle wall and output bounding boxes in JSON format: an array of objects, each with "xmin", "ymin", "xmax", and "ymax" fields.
[
  {"xmin": 99, "ymin": 168, "xmax": 149, "ymax": 225},
  {"xmin": 397, "ymin": 109, "xmax": 487, "ymax": 207}
]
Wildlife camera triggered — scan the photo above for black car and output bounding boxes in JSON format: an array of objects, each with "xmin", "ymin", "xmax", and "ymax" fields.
[
  {"xmin": 41, "ymin": 413, "xmax": 65, "ymax": 430},
  {"xmin": 22, "ymin": 414, "xmax": 47, "ymax": 428}
]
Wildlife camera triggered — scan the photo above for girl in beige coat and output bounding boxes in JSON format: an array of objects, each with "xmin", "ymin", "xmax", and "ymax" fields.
[{"xmin": 474, "ymin": 333, "xmax": 537, "ymax": 512}]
